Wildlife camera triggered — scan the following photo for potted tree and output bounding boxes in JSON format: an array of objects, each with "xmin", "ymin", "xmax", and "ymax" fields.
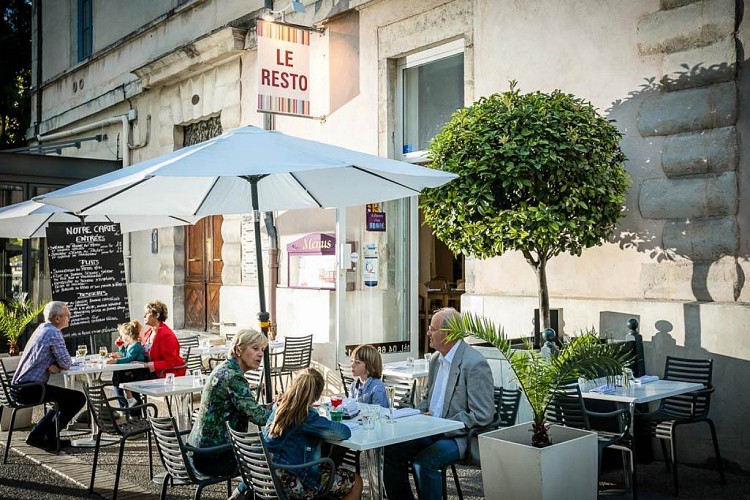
[
  {"xmin": 421, "ymin": 82, "xmax": 630, "ymax": 346},
  {"xmin": 0, "ymin": 293, "xmax": 44, "ymax": 356},
  {"xmin": 447, "ymin": 313, "xmax": 633, "ymax": 500}
]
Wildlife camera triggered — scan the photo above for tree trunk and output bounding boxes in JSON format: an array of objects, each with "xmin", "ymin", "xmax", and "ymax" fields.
[{"xmin": 534, "ymin": 255, "xmax": 550, "ymax": 348}]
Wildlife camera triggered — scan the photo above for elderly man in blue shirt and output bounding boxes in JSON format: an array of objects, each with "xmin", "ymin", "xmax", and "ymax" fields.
[
  {"xmin": 384, "ymin": 307, "xmax": 495, "ymax": 499},
  {"xmin": 11, "ymin": 301, "xmax": 86, "ymax": 450}
]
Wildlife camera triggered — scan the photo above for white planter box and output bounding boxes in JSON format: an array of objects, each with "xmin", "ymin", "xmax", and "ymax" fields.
[{"xmin": 479, "ymin": 422, "xmax": 598, "ymax": 500}]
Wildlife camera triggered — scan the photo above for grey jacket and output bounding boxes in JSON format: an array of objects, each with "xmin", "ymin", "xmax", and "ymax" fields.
[{"xmin": 418, "ymin": 341, "xmax": 495, "ymax": 459}]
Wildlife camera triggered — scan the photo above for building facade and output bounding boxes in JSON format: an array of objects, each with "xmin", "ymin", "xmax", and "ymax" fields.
[{"xmin": 29, "ymin": 0, "xmax": 747, "ymax": 468}]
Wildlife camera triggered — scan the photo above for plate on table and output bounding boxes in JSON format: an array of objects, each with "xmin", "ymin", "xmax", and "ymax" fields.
[{"xmin": 342, "ymin": 409, "xmax": 360, "ymax": 419}]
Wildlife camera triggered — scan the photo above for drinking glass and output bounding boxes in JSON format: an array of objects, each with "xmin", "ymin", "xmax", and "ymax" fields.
[
  {"xmin": 99, "ymin": 346, "xmax": 108, "ymax": 357},
  {"xmin": 192, "ymin": 369, "xmax": 204, "ymax": 387},
  {"xmin": 361, "ymin": 406, "xmax": 376, "ymax": 430},
  {"xmin": 165, "ymin": 373, "xmax": 175, "ymax": 385},
  {"xmin": 385, "ymin": 385, "xmax": 396, "ymax": 424},
  {"xmin": 76, "ymin": 344, "xmax": 87, "ymax": 357},
  {"xmin": 331, "ymin": 395, "xmax": 343, "ymax": 408}
]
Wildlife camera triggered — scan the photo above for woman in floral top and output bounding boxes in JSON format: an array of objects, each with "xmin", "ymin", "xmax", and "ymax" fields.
[{"xmin": 188, "ymin": 328, "xmax": 271, "ymax": 478}]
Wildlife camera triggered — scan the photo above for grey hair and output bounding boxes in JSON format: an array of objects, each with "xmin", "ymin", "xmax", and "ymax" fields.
[
  {"xmin": 44, "ymin": 301, "xmax": 68, "ymax": 321},
  {"xmin": 436, "ymin": 307, "xmax": 460, "ymax": 329},
  {"xmin": 228, "ymin": 329, "xmax": 269, "ymax": 360}
]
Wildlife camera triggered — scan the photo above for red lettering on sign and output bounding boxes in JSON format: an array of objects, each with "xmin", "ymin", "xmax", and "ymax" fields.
[
  {"xmin": 261, "ymin": 69, "xmax": 271, "ymax": 86},
  {"xmin": 262, "ymin": 70, "xmax": 308, "ymax": 91},
  {"xmin": 276, "ymin": 49, "xmax": 294, "ymax": 67}
]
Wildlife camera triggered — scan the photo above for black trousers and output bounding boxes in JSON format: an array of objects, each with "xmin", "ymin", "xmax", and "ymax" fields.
[{"xmin": 13, "ymin": 383, "xmax": 86, "ymax": 441}]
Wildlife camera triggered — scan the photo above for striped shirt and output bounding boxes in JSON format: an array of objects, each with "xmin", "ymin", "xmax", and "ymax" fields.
[{"xmin": 12, "ymin": 322, "xmax": 72, "ymax": 385}]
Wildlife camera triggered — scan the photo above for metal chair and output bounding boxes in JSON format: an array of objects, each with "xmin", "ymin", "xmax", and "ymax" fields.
[
  {"xmin": 226, "ymin": 425, "xmax": 336, "ymax": 499},
  {"xmin": 442, "ymin": 386, "xmax": 522, "ymax": 500},
  {"xmin": 383, "ymin": 374, "xmax": 416, "ymax": 408},
  {"xmin": 84, "ymin": 382, "xmax": 156, "ymax": 500},
  {"xmin": 636, "ymin": 356, "xmax": 725, "ymax": 495},
  {"xmin": 270, "ymin": 334, "xmax": 313, "ymax": 392},
  {"xmin": 181, "ymin": 346, "xmax": 204, "ymax": 374},
  {"xmin": 338, "ymin": 361, "xmax": 354, "ymax": 397},
  {"xmin": 244, "ymin": 366, "xmax": 265, "ymax": 400},
  {"xmin": 546, "ymin": 381, "xmax": 635, "ymax": 496},
  {"xmin": 149, "ymin": 416, "xmax": 234, "ymax": 500},
  {"xmin": 0, "ymin": 359, "xmax": 60, "ymax": 462}
]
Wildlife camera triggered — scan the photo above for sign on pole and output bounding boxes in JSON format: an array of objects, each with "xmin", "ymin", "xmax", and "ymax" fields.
[
  {"xmin": 46, "ymin": 222, "xmax": 130, "ymax": 339},
  {"xmin": 257, "ymin": 19, "xmax": 311, "ymax": 117}
]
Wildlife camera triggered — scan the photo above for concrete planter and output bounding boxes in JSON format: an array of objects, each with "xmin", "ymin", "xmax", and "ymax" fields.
[{"xmin": 479, "ymin": 422, "xmax": 598, "ymax": 500}]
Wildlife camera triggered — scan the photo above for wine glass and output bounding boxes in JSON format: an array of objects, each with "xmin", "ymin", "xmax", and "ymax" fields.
[
  {"xmin": 99, "ymin": 346, "xmax": 108, "ymax": 358},
  {"xmin": 385, "ymin": 385, "xmax": 396, "ymax": 424},
  {"xmin": 76, "ymin": 344, "xmax": 87, "ymax": 362}
]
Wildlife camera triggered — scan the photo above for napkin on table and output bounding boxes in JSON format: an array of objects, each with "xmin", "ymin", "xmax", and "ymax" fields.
[
  {"xmin": 590, "ymin": 384, "xmax": 618, "ymax": 394},
  {"xmin": 387, "ymin": 408, "xmax": 421, "ymax": 419},
  {"xmin": 633, "ymin": 375, "xmax": 659, "ymax": 385}
]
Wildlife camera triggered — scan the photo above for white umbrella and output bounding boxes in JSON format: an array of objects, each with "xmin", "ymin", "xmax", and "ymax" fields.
[
  {"xmin": 33, "ymin": 126, "xmax": 456, "ymax": 215},
  {"xmin": 0, "ymin": 199, "xmax": 199, "ymax": 238},
  {"xmin": 35, "ymin": 125, "xmax": 458, "ymax": 400}
]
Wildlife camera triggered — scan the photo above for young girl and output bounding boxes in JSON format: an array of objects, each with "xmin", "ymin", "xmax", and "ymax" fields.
[
  {"xmin": 264, "ymin": 368, "xmax": 362, "ymax": 500},
  {"xmin": 349, "ymin": 344, "xmax": 388, "ymax": 408},
  {"xmin": 109, "ymin": 320, "xmax": 149, "ymax": 407}
]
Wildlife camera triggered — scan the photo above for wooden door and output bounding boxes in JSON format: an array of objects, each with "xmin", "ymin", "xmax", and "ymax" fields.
[
  {"xmin": 184, "ymin": 216, "xmax": 223, "ymax": 331},
  {"xmin": 183, "ymin": 116, "xmax": 223, "ymax": 331}
]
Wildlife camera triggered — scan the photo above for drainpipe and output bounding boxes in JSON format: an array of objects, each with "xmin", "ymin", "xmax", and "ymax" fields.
[{"xmin": 36, "ymin": 113, "xmax": 133, "ymax": 167}]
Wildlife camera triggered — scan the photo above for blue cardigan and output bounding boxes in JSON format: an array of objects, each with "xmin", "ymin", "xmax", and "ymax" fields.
[
  {"xmin": 115, "ymin": 342, "xmax": 146, "ymax": 363},
  {"xmin": 263, "ymin": 407, "xmax": 350, "ymax": 488},
  {"xmin": 350, "ymin": 376, "xmax": 389, "ymax": 408}
]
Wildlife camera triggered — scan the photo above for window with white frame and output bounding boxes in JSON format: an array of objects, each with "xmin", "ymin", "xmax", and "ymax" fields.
[{"xmin": 397, "ymin": 40, "xmax": 464, "ymax": 162}]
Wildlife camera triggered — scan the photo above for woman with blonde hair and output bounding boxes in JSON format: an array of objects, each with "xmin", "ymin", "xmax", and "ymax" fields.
[
  {"xmin": 264, "ymin": 368, "xmax": 362, "ymax": 500},
  {"xmin": 109, "ymin": 320, "xmax": 148, "ymax": 408},
  {"xmin": 350, "ymin": 344, "xmax": 388, "ymax": 408},
  {"xmin": 188, "ymin": 328, "xmax": 272, "ymax": 485}
]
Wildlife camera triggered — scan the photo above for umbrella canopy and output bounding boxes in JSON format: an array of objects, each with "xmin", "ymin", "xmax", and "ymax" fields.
[
  {"xmin": 34, "ymin": 125, "xmax": 458, "ymax": 402},
  {"xmin": 34, "ymin": 126, "xmax": 457, "ymax": 215},
  {"xmin": 0, "ymin": 200, "xmax": 199, "ymax": 238}
]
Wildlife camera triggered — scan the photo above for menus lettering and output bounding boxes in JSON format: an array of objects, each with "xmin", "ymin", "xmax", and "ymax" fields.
[{"xmin": 46, "ymin": 222, "xmax": 130, "ymax": 338}]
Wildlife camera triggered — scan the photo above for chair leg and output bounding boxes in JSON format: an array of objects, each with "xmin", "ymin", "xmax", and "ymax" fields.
[
  {"xmin": 53, "ymin": 403, "xmax": 60, "ymax": 454},
  {"xmin": 660, "ymin": 439, "xmax": 670, "ymax": 472},
  {"xmin": 194, "ymin": 484, "xmax": 204, "ymax": 500},
  {"xmin": 670, "ymin": 431, "xmax": 679, "ymax": 497},
  {"xmin": 227, "ymin": 479, "xmax": 232, "ymax": 497},
  {"xmin": 451, "ymin": 464, "xmax": 463, "ymax": 500},
  {"xmin": 111, "ymin": 438, "xmax": 127, "ymax": 500},
  {"xmin": 148, "ymin": 431, "xmax": 154, "ymax": 480},
  {"xmin": 89, "ymin": 431, "xmax": 103, "ymax": 494},
  {"xmin": 159, "ymin": 473, "xmax": 170, "ymax": 500},
  {"xmin": 441, "ymin": 465, "xmax": 448, "ymax": 500},
  {"xmin": 4, "ymin": 408, "xmax": 17, "ymax": 464},
  {"xmin": 707, "ymin": 420, "xmax": 725, "ymax": 484}
]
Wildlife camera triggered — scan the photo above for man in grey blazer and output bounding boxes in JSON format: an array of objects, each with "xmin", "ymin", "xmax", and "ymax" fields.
[{"xmin": 384, "ymin": 307, "xmax": 495, "ymax": 499}]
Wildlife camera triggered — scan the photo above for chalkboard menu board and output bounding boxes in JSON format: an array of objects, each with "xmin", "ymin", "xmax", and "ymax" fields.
[{"xmin": 45, "ymin": 222, "xmax": 130, "ymax": 338}]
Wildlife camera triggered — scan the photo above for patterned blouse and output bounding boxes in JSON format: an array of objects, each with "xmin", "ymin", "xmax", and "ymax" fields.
[{"xmin": 188, "ymin": 357, "xmax": 271, "ymax": 448}]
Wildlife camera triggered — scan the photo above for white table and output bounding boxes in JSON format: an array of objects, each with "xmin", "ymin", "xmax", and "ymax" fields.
[
  {"xmin": 63, "ymin": 358, "xmax": 146, "ymax": 447},
  {"xmin": 192, "ymin": 339, "xmax": 284, "ymax": 358},
  {"xmin": 327, "ymin": 405, "xmax": 464, "ymax": 500},
  {"xmin": 382, "ymin": 361, "xmax": 429, "ymax": 379},
  {"xmin": 121, "ymin": 375, "xmax": 206, "ymax": 485},
  {"xmin": 580, "ymin": 378, "xmax": 703, "ymax": 496}
]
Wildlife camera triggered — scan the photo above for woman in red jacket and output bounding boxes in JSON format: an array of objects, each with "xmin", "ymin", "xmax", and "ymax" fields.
[{"xmin": 141, "ymin": 300, "xmax": 185, "ymax": 378}]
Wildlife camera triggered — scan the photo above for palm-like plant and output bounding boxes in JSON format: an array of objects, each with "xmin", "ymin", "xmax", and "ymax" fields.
[
  {"xmin": 447, "ymin": 312, "xmax": 633, "ymax": 448},
  {"xmin": 0, "ymin": 293, "xmax": 44, "ymax": 355}
]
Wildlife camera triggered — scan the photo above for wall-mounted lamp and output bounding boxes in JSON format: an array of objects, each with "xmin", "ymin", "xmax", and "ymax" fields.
[{"xmin": 262, "ymin": 0, "xmax": 305, "ymax": 23}]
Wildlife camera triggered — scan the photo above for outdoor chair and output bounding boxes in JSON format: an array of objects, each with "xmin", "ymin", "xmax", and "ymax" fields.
[
  {"xmin": 546, "ymin": 381, "xmax": 635, "ymax": 496},
  {"xmin": 441, "ymin": 386, "xmax": 522, "ymax": 500},
  {"xmin": 0, "ymin": 359, "xmax": 60, "ymax": 462},
  {"xmin": 226, "ymin": 424, "xmax": 336, "ymax": 500},
  {"xmin": 270, "ymin": 334, "xmax": 313, "ymax": 392},
  {"xmin": 83, "ymin": 382, "xmax": 157, "ymax": 500},
  {"xmin": 636, "ymin": 356, "xmax": 725, "ymax": 495},
  {"xmin": 244, "ymin": 366, "xmax": 265, "ymax": 400},
  {"xmin": 149, "ymin": 416, "xmax": 234, "ymax": 500},
  {"xmin": 382, "ymin": 374, "xmax": 416, "ymax": 408},
  {"xmin": 181, "ymin": 346, "xmax": 204, "ymax": 374},
  {"xmin": 337, "ymin": 361, "xmax": 354, "ymax": 397}
]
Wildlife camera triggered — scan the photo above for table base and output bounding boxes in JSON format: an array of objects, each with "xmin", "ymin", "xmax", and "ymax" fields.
[
  {"xmin": 71, "ymin": 436, "xmax": 118, "ymax": 448},
  {"xmin": 152, "ymin": 471, "xmax": 189, "ymax": 485}
]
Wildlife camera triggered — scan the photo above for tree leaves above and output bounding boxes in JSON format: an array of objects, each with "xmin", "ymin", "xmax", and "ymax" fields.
[{"xmin": 420, "ymin": 82, "xmax": 631, "ymax": 262}]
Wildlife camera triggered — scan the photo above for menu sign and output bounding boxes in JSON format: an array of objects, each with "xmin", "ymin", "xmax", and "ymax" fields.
[{"xmin": 45, "ymin": 222, "xmax": 130, "ymax": 338}]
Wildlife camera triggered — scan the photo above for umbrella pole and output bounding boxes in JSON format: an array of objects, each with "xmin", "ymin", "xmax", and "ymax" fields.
[{"xmin": 251, "ymin": 181, "xmax": 274, "ymax": 404}]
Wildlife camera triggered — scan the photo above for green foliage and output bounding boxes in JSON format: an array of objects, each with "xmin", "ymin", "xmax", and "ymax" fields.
[
  {"xmin": 421, "ymin": 82, "xmax": 630, "ymax": 262},
  {"xmin": 0, "ymin": 293, "xmax": 44, "ymax": 342},
  {"xmin": 0, "ymin": 0, "xmax": 32, "ymax": 148},
  {"xmin": 446, "ymin": 312, "xmax": 633, "ymax": 447}
]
